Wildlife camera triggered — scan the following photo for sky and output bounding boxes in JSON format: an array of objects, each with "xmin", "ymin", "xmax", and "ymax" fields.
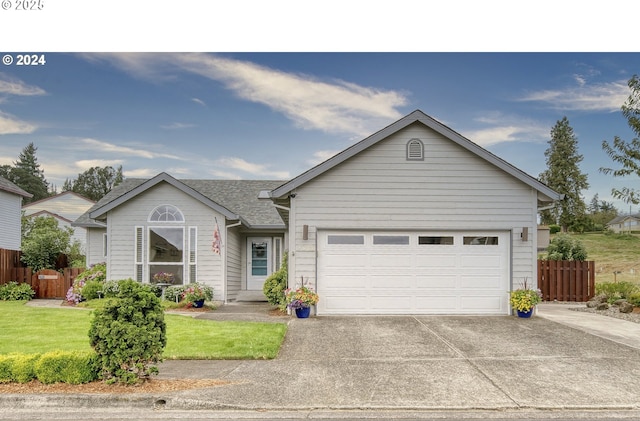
[{"xmin": 0, "ymin": 2, "xmax": 639, "ymax": 211}]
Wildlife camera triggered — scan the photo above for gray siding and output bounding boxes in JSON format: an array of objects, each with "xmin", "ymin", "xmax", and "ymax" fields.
[
  {"xmin": 86, "ymin": 227, "xmax": 106, "ymax": 267},
  {"xmin": 290, "ymin": 124, "xmax": 538, "ymax": 288},
  {"xmin": 226, "ymin": 226, "xmax": 242, "ymax": 301},
  {"xmin": 106, "ymin": 183, "xmax": 227, "ymax": 300},
  {"xmin": 0, "ymin": 190, "xmax": 22, "ymax": 250}
]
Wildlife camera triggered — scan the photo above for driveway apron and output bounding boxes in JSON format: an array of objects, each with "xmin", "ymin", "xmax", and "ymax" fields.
[{"xmin": 167, "ymin": 315, "xmax": 640, "ymax": 410}]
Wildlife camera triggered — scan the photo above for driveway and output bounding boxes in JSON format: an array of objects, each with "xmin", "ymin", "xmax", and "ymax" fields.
[{"xmin": 159, "ymin": 314, "xmax": 640, "ymax": 411}]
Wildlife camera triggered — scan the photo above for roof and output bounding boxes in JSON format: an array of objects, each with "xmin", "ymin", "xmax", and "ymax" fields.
[
  {"xmin": 24, "ymin": 210, "xmax": 73, "ymax": 224},
  {"xmin": 269, "ymin": 109, "xmax": 562, "ymax": 205},
  {"xmin": 74, "ymin": 173, "xmax": 286, "ymax": 229},
  {"xmin": 0, "ymin": 176, "xmax": 33, "ymax": 198},
  {"xmin": 607, "ymin": 214, "xmax": 640, "ymax": 225},
  {"xmin": 22, "ymin": 191, "xmax": 95, "ymax": 221}
]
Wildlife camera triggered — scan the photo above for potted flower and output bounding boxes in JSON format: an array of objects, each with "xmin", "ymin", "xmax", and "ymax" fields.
[
  {"xmin": 285, "ymin": 284, "xmax": 319, "ymax": 318},
  {"xmin": 153, "ymin": 272, "xmax": 175, "ymax": 285},
  {"xmin": 181, "ymin": 283, "xmax": 213, "ymax": 308},
  {"xmin": 510, "ymin": 283, "xmax": 542, "ymax": 318}
]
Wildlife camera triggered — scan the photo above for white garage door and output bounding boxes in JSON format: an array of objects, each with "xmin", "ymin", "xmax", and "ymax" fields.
[{"xmin": 317, "ymin": 231, "xmax": 510, "ymax": 315}]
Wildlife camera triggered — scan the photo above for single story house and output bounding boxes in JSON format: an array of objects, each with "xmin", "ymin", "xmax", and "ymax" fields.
[
  {"xmin": 0, "ymin": 176, "xmax": 32, "ymax": 250},
  {"xmin": 606, "ymin": 214, "xmax": 640, "ymax": 233},
  {"xmin": 74, "ymin": 110, "xmax": 560, "ymax": 315},
  {"xmin": 23, "ymin": 191, "xmax": 95, "ymax": 250}
]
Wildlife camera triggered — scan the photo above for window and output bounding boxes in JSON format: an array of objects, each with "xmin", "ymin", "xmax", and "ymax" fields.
[
  {"xmin": 373, "ymin": 235, "xmax": 410, "ymax": 245},
  {"xmin": 148, "ymin": 227, "xmax": 184, "ymax": 284},
  {"xmin": 419, "ymin": 236, "xmax": 454, "ymax": 245},
  {"xmin": 406, "ymin": 138, "xmax": 424, "ymax": 161},
  {"xmin": 327, "ymin": 235, "xmax": 365, "ymax": 245},
  {"xmin": 149, "ymin": 205, "xmax": 184, "ymax": 222},
  {"xmin": 463, "ymin": 236, "xmax": 499, "ymax": 245}
]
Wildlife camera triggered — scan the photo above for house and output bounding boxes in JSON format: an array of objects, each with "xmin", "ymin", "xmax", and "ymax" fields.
[
  {"xmin": 0, "ymin": 176, "xmax": 32, "ymax": 250},
  {"xmin": 606, "ymin": 214, "xmax": 640, "ymax": 233},
  {"xmin": 22, "ymin": 191, "xmax": 95, "ymax": 250},
  {"xmin": 75, "ymin": 110, "xmax": 560, "ymax": 315}
]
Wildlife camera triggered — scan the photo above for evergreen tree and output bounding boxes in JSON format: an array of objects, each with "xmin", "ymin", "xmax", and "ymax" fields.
[
  {"xmin": 7, "ymin": 143, "xmax": 49, "ymax": 204},
  {"xmin": 600, "ymin": 75, "xmax": 640, "ymax": 204},
  {"xmin": 62, "ymin": 165, "xmax": 123, "ymax": 201},
  {"xmin": 539, "ymin": 117, "xmax": 589, "ymax": 232}
]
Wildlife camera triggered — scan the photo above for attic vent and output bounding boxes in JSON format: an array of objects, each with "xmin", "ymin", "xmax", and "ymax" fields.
[{"xmin": 406, "ymin": 139, "xmax": 424, "ymax": 161}]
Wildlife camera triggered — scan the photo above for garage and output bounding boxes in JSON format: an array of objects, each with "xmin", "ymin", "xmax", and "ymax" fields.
[{"xmin": 317, "ymin": 230, "xmax": 510, "ymax": 315}]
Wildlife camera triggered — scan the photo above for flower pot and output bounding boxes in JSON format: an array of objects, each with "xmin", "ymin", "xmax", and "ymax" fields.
[
  {"xmin": 192, "ymin": 299, "xmax": 205, "ymax": 308},
  {"xmin": 295, "ymin": 307, "xmax": 311, "ymax": 318},
  {"xmin": 516, "ymin": 309, "xmax": 533, "ymax": 318}
]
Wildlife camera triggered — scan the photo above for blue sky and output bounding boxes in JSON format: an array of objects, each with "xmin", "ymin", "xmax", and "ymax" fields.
[{"xmin": 0, "ymin": 4, "xmax": 638, "ymax": 211}]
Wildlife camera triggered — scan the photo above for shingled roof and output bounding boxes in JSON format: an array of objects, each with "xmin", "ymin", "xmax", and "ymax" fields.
[
  {"xmin": 73, "ymin": 174, "xmax": 286, "ymax": 228},
  {"xmin": 0, "ymin": 176, "xmax": 32, "ymax": 198}
]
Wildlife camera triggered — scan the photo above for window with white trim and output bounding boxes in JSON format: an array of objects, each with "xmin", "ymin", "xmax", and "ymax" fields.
[
  {"xmin": 149, "ymin": 226, "xmax": 184, "ymax": 284},
  {"xmin": 149, "ymin": 205, "xmax": 185, "ymax": 222},
  {"xmin": 406, "ymin": 138, "xmax": 424, "ymax": 161}
]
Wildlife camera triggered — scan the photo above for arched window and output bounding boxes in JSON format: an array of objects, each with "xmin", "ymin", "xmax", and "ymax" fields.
[
  {"xmin": 148, "ymin": 205, "xmax": 185, "ymax": 222},
  {"xmin": 406, "ymin": 138, "xmax": 424, "ymax": 161}
]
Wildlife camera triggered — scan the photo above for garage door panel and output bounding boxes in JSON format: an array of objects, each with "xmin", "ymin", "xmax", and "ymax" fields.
[
  {"xmin": 460, "ymin": 275, "xmax": 503, "ymax": 289},
  {"xmin": 416, "ymin": 276, "xmax": 457, "ymax": 288},
  {"xmin": 318, "ymin": 231, "xmax": 510, "ymax": 315},
  {"xmin": 370, "ymin": 276, "xmax": 413, "ymax": 289},
  {"xmin": 416, "ymin": 254, "xmax": 457, "ymax": 268}
]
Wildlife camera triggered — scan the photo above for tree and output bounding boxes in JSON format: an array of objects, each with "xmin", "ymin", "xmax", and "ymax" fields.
[
  {"xmin": 21, "ymin": 215, "xmax": 73, "ymax": 271},
  {"xmin": 63, "ymin": 165, "xmax": 123, "ymax": 201},
  {"xmin": 600, "ymin": 75, "xmax": 640, "ymax": 204},
  {"xmin": 586, "ymin": 194, "xmax": 619, "ymax": 231},
  {"xmin": 539, "ymin": 117, "xmax": 589, "ymax": 232},
  {"xmin": 9, "ymin": 143, "xmax": 50, "ymax": 203}
]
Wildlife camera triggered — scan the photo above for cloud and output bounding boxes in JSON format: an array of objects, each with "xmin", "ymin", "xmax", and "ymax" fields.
[
  {"xmin": 0, "ymin": 111, "xmax": 37, "ymax": 134},
  {"xmin": 0, "ymin": 73, "xmax": 46, "ymax": 96},
  {"xmin": 518, "ymin": 79, "xmax": 629, "ymax": 112},
  {"xmin": 75, "ymin": 159, "xmax": 124, "ymax": 170},
  {"xmin": 307, "ymin": 149, "xmax": 340, "ymax": 166},
  {"xmin": 462, "ymin": 113, "xmax": 550, "ymax": 147},
  {"xmin": 216, "ymin": 156, "xmax": 289, "ymax": 179},
  {"xmin": 123, "ymin": 168, "xmax": 158, "ymax": 178},
  {"xmin": 160, "ymin": 122, "xmax": 195, "ymax": 130},
  {"xmin": 80, "ymin": 138, "xmax": 184, "ymax": 160},
  {"xmin": 192, "ymin": 97, "xmax": 206, "ymax": 106},
  {"xmin": 83, "ymin": 53, "xmax": 408, "ymax": 137}
]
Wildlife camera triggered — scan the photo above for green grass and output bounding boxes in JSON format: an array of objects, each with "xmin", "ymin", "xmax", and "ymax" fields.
[
  {"xmin": 0, "ymin": 301, "xmax": 287, "ymax": 360},
  {"xmin": 550, "ymin": 233, "xmax": 640, "ymax": 284}
]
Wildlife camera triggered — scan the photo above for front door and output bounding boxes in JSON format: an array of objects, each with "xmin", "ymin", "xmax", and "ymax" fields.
[{"xmin": 247, "ymin": 237, "xmax": 272, "ymax": 290}]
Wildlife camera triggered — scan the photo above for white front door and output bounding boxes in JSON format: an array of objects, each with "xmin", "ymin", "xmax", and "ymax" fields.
[{"xmin": 247, "ymin": 237, "xmax": 272, "ymax": 290}]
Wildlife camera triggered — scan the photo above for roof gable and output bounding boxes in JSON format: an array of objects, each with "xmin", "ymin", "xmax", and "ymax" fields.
[
  {"xmin": 89, "ymin": 172, "xmax": 239, "ymax": 221},
  {"xmin": 269, "ymin": 110, "xmax": 561, "ymax": 203},
  {"xmin": 0, "ymin": 176, "xmax": 32, "ymax": 198}
]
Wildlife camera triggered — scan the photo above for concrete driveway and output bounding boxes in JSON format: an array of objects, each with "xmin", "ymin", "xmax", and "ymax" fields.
[{"xmin": 158, "ymin": 313, "xmax": 640, "ymax": 411}]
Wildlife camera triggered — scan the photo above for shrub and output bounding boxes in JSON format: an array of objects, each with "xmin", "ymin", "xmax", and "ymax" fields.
[
  {"xmin": 545, "ymin": 234, "xmax": 588, "ymax": 261},
  {"xmin": 263, "ymin": 252, "xmax": 288, "ymax": 308},
  {"xmin": 596, "ymin": 281, "xmax": 640, "ymax": 303},
  {"xmin": 628, "ymin": 292, "xmax": 640, "ymax": 307},
  {"xmin": 163, "ymin": 285, "xmax": 186, "ymax": 302},
  {"xmin": 101, "ymin": 280, "xmax": 120, "ymax": 298},
  {"xmin": 0, "ymin": 352, "xmax": 98, "ymax": 384},
  {"xmin": 0, "ymin": 282, "xmax": 35, "ymax": 301},
  {"xmin": 89, "ymin": 280, "xmax": 166, "ymax": 384},
  {"xmin": 549, "ymin": 224, "xmax": 561, "ymax": 234},
  {"xmin": 81, "ymin": 280, "xmax": 103, "ymax": 300},
  {"xmin": 66, "ymin": 263, "xmax": 107, "ymax": 304},
  {"xmin": 34, "ymin": 351, "xmax": 98, "ymax": 384}
]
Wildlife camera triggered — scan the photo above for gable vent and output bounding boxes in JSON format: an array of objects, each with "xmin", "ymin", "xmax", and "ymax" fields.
[{"xmin": 407, "ymin": 138, "xmax": 424, "ymax": 161}]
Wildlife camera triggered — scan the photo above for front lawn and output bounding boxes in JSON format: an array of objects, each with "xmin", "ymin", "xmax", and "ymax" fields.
[{"xmin": 0, "ymin": 301, "xmax": 287, "ymax": 359}]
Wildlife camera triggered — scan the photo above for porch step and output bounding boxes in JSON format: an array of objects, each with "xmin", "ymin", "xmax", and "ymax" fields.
[{"xmin": 235, "ymin": 290, "xmax": 268, "ymax": 302}]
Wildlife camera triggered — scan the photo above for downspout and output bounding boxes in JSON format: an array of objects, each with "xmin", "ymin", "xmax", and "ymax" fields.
[{"xmin": 223, "ymin": 220, "xmax": 242, "ymax": 304}]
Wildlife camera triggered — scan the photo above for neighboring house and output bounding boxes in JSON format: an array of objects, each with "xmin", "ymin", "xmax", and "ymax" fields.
[
  {"xmin": 75, "ymin": 110, "xmax": 561, "ymax": 315},
  {"xmin": 22, "ymin": 191, "xmax": 95, "ymax": 251},
  {"xmin": 0, "ymin": 176, "xmax": 32, "ymax": 250},
  {"xmin": 606, "ymin": 214, "xmax": 640, "ymax": 233}
]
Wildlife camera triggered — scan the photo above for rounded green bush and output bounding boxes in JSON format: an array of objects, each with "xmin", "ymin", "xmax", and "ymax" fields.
[
  {"xmin": 11, "ymin": 354, "xmax": 39, "ymax": 383},
  {"xmin": 0, "ymin": 355, "xmax": 15, "ymax": 383},
  {"xmin": 263, "ymin": 252, "xmax": 288, "ymax": 308},
  {"xmin": 81, "ymin": 280, "xmax": 103, "ymax": 300},
  {"xmin": 0, "ymin": 282, "xmax": 36, "ymax": 301},
  {"xmin": 89, "ymin": 280, "xmax": 166, "ymax": 384}
]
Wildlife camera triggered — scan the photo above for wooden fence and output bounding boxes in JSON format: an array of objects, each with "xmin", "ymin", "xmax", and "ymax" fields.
[
  {"xmin": 1, "ymin": 248, "xmax": 84, "ymax": 299},
  {"xmin": 538, "ymin": 260, "xmax": 596, "ymax": 302}
]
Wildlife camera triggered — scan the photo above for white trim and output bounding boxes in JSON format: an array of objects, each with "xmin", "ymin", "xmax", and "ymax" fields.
[
  {"xmin": 134, "ymin": 226, "xmax": 144, "ymax": 282},
  {"xmin": 148, "ymin": 204, "xmax": 185, "ymax": 222}
]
